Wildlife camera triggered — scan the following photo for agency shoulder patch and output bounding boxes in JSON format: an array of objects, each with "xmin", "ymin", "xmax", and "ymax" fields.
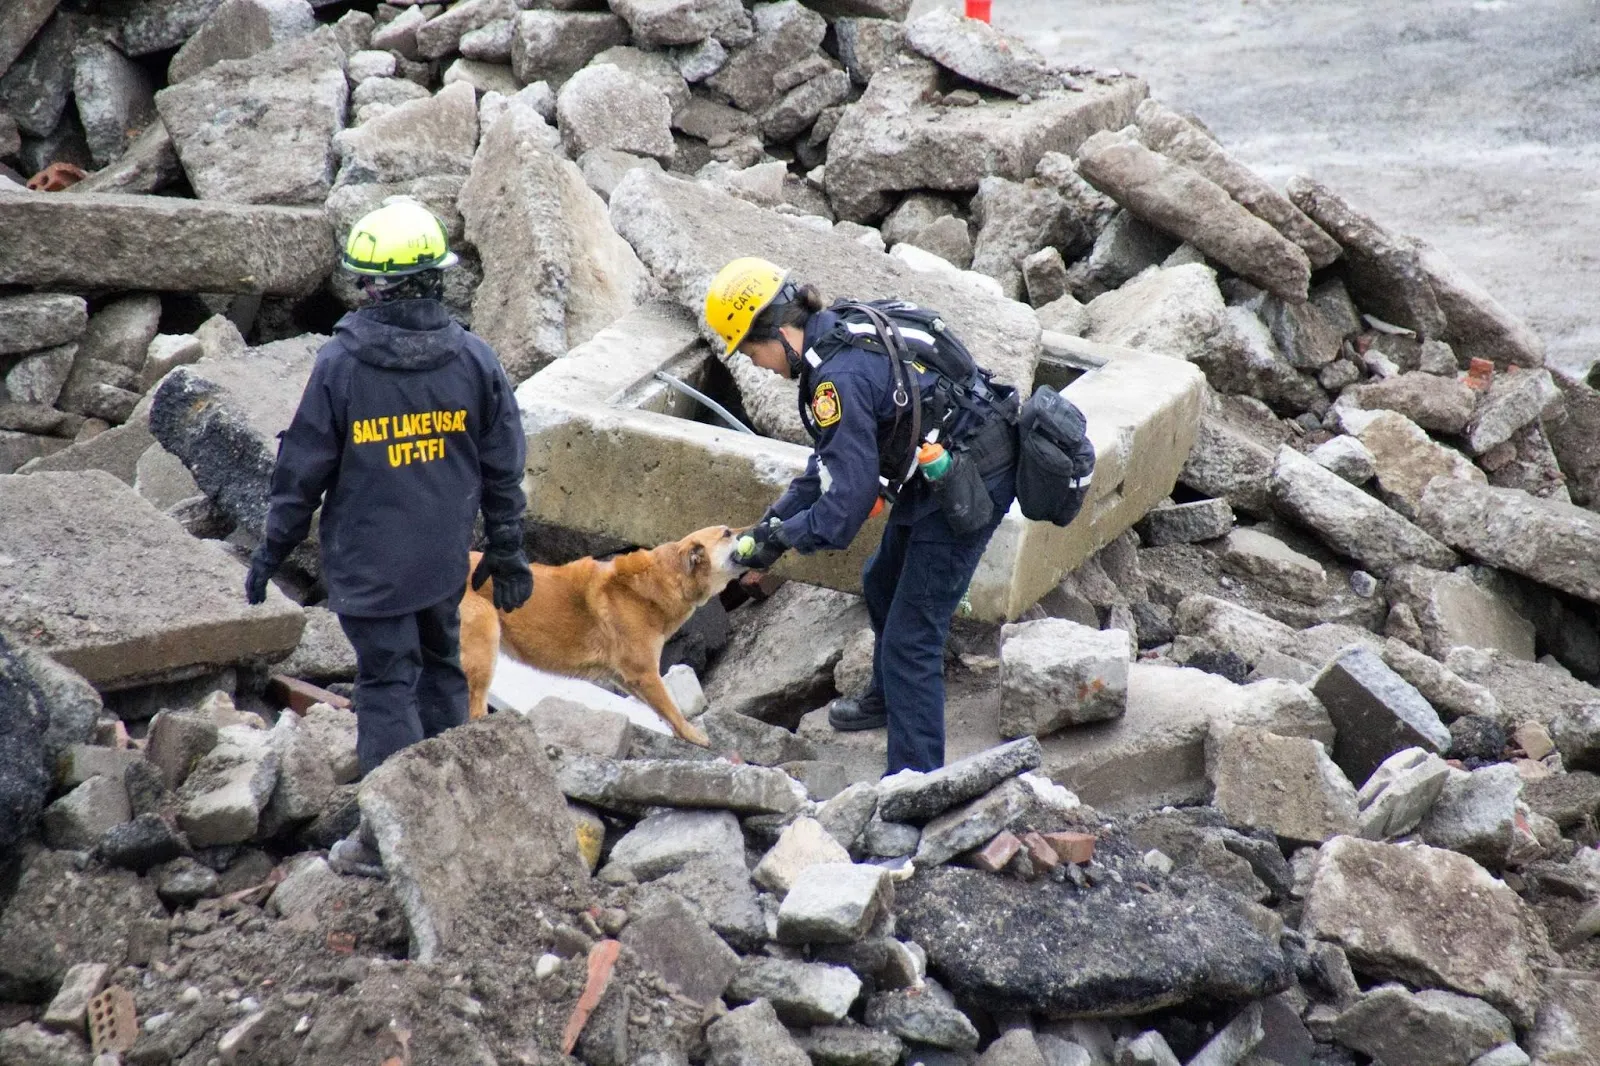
[{"xmin": 812, "ymin": 381, "xmax": 842, "ymax": 428}]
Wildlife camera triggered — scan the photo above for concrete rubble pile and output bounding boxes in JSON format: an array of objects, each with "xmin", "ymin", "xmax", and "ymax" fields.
[{"xmin": 2, "ymin": 0, "xmax": 1600, "ymax": 1063}]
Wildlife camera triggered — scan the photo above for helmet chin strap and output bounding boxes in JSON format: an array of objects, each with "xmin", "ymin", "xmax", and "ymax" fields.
[{"xmin": 779, "ymin": 331, "xmax": 804, "ymax": 378}]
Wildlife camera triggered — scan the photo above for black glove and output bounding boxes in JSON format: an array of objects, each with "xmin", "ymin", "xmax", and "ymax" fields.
[
  {"xmin": 471, "ymin": 529, "xmax": 533, "ymax": 613},
  {"xmin": 245, "ymin": 540, "xmax": 290, "ymax": 606},
  {"xmin": 733, "ymin": 517, "xmax": 788, "ymax": 571}
]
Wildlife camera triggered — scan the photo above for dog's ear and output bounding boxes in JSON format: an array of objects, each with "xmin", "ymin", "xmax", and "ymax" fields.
[{"xmin": 686, "ymin": 543, "xmax": 706, "ymax": 572}]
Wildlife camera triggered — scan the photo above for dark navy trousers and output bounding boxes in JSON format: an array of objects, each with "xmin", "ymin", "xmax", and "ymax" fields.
[
  {"xmin": 338, "ymin": 595, "xmax": 469, "ymax": 776},
  {"xmin": 863, "ymin": 469, "xmax": 1015, "ymax": 776}
]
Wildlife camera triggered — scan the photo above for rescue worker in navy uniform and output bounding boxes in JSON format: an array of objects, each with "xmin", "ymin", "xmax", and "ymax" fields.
[
  {"xmin": 706, "ymin": 257, "xmax": 1019, "ymax": 776},
  {"xmin": 245, "ymin": 200, "xmax": 533, "ymax": 776}
]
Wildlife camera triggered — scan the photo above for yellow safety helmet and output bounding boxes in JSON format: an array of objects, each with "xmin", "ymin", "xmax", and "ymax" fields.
[
  {"xmin": 341, "ymin": 199, "xmax": 459, "ymax": 276},
  {"xmin": 704, "ymin": 257, "xmax": 790, "ymax": 356}
]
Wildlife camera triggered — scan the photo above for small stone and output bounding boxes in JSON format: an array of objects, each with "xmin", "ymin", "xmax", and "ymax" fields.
[
  {"xmin": 605, "ymin": 808, "xmax": 744, "ymax": 882},
  {"xmin": 1310, "ymin": 435, "xmax": 1377, "ymax": 484},
  {"xmin": 915, "ymin": 779, "xmax": 1029, "ymax": 867},
  {"xmin": 42, "ymin": 961, "xmax": 111, "ymax": 1032},
  {"xmin": 42, "ymin": 774, "xmax": 132, "ymax": 851},
  {"xmin": 1515, "ymin": 721, "xmax": 1555, "ymax": 760},
  {"xmin": 998, "ymin": 620, "xmax": 1129, "ymax": 738},
  {"xmin": 1332, "ymin": 984, "xmax": 1513, "ymax": 1066},
  {"xmin": 725, "ymin": 956, "xmax": 862, "ymax": 1025},
  {"xmin": 876, "ymin": 737, "xmax": 1042, "ymax": 824},
  {"xmin": 1209, "ymin": 727, "xmax": 1358, "ymax": 845},
  {"xmin": 1357, "ymin": 747, "xmax": 1453, "ymax": 840},
  {"xmin": 1312, "ymin": 647, "xmax": 1451, "ymax": 786},
  {"xmin": 865, "ymin": 986, "xmax": 980, "ymax": 1051}
]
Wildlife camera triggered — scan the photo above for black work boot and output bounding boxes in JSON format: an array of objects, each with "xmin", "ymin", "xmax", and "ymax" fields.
[{"xmin": 828, "ymin": 693, "xmax": 887, "ymax": 732}]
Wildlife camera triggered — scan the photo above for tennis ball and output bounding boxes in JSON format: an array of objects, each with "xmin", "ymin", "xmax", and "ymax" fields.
[{"xmin": 736, "ymin": 535, "xmax": 756, "ymax": 555}]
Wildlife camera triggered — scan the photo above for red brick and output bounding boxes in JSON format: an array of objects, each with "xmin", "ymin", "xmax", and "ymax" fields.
[
  {"xmin": 964, "ymin": 831, "xmax": 1022, "ymax": 873},
  {"xmin": 1041, "ymin": 831, "xmax": 1095, "ymax": 865},
  {"xmin": 1020, "ymin": 831, "xmax": 1060, "ymax": 871},
  {"xmin": 267, "ymin": 674, "xmax": 351, "ymax": 713}
]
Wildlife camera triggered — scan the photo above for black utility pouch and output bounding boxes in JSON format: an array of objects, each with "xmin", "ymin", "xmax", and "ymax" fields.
[
  {"xmin": 928, "ymin": 449, "xmax": 995, "ymax": 537},
  {"xmin": 1015, "ymin": 385, "xmax": 1095, "ymax": 527}
]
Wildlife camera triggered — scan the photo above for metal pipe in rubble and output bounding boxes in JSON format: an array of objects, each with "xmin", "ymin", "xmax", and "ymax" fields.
[{"xmin": 652, "ymin": 371, "xmax": 756, "ymax": 435}]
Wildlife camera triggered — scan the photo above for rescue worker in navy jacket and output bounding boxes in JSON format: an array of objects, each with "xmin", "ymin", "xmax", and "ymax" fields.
[
  {"xmin": 706, "ymin": 257, "xmax": 1019, "ymax": 776},
  {"xmin": 245, "ymin": 200, "xmax": 533, "ymax": 775}
]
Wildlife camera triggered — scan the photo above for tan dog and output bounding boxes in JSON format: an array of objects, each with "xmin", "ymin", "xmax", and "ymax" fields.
[{"xmin": 459, "ymin": 526, "xmax": 748, "ymax": 746}]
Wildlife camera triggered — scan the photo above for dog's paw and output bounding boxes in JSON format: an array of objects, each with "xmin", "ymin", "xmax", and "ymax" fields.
[{"xmin": 678, "ymin": 721, "xmax": 711, "ymax": 747}]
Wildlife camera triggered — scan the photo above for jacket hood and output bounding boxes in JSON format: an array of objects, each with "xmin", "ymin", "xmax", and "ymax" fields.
[{"xmin": 334, "ymin": 300, "xmax": 466, "ymax": 371}]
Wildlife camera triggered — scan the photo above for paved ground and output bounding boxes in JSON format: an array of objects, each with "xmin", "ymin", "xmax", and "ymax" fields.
[{"xmin": 914, "ymin": 0, "xmax": 1600, "ymax": 376}]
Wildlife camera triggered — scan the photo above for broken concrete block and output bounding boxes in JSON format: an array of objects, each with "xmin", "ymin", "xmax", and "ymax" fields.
[
  {"xmin": 334, "ymin": 81, "xmax": 477, "ymax": 186},
  {"xmin": 706, "ymin": 999, "xmax": 811, "ymax": 1066},
  {"xmin": 155, "ymin": 28, "xmax": 347, "ymax": 206},
  {"xmin": 1551, "ymin": 702, "xmax": 1600, "ymax": 771},
  {"xmin": 264, "ymin": 710, "xmax": 335, "ymax": 825},
  {"xmin": 0, "ymin": 471, "xmax": 303, "ymax": 688},
  {"xmin": 1134, "ymin": 98, "xmax": 1339, "ymax": 268},
  {"xmin": 1310, "ymin": 435, "xmax": 1376, "ymax": 485},
  {"xmin": 604, "ymin": 808, "xmax": 743, "ymax": 881},
  {"xmin": 1301, "ymin": 835, "xmax": 1549, "ymax": 1027},
  {"xmin": 1387, "ymin": 565, "xmax": 1535, "ymax": 661},
  {"xmin": 72, "ymin": 38, "xmax": 157, "ymax": 168},
  {"xmin": 41, "ymin": 961, "xmax": 110, "ymax": 1033},
  {"xmin": 1415, "ymin": 240, "xmax": 1544, "ymax": 371},
  {"xmin": 0, "ymin": 294, "xmax": 86, "ymax": 357},
  {"xmin": 167, "ymin": 0, "xmax": 315, "ymax": 84},
  {"xmin": 145, "ymin": 709, "xmax": 219, "ymax": 791},
  {"xmin": 1117, "ymin": 1031, "xmax": 1180, "ymax": 1066},
  {"xmin": 825, "ymin": 56, "xmax": 1144, "ymax": 222},
  {"xmin": 57, "ymin": 744, "xmax": 143, "ymax": 790},
  {"xmin": 794, "ymin": 1025, "xmax": 904, "ymax": 1066},
  {"xmin": 1137, "ymin": 498, "xmax": 1234, "ymax": 546},
  {"xmin": 511, "ymin": 10, "xmax": 629, "ymax": 86},
  {"xmin": 1465, "ymin": 367, "xmax": 1561, "ymax": 456},
  {"xmin": 1218, "ymin": 527, "xmax": 1329, "ymax": 604},
  {"xmin": 754, "ymin": 816, "xmax": 852, "ymax": 896},
  {"xmin": 609, "ymin": 0, "xmax": 746, "ymax": 49},
  {"xmin": 1356, "ymin": 747, "xmax": 1452, "ymax": 840},
  {"xmin": 1078, "ymin": 128, "xmax": 1312, "ymax": 302},
  {"xmin": 269, "ymin": 854, "xmax": 340, "ymax": 919},
  {"xmin": 915, "ymin": 778, "xmax": 1029, "ymax": 867},
  {"xmin": 1525, "ymin": 971, "xmax": 1600, "ymax": 1065},
  {"xmin": 1419, "ymin": 763, "xmax": 1523, "ymax": 867},
  {"xmin": 620, "ymin": 891, "xmax": 740, "ymax": 1005},
  {"xmin": 177, "ymin": 726, "xmax": 279, "ymax": 846},
  {"xmin": 1353, "ymin": 371, "xmax": 1478, "ymax": 435},
  {"xmin": 0, "ymin": 192, "xmax": 333, "ymax": 296},
  {"xmin": 726, "ymin": 957, "xmax": 862, "ymax": 1025},
  {"xmin": 148, "ymin": 334, "xmax": 321, "ymax": 564},
  {"xmin": 557, "ymin": 63, "xmax": 673, "ymax": 163},
  {"xmin": 559, "ymin": 752, "xmax": 806, "ymax": 814},
  {"xmin": 139, "ymin": 334, "xmax": 204, "ymax": 393},
  {"xmin": 776, "ymin": 861, "xmax": 892, "ymax": 944},
  {"xmin": 759, "ymin": 65, "xmax": 850, "ymax": 143},
  {"xmin": 1024, "ymin": 246, "xmax": 1070, "ymax": 307},
  {"xmin": 864, "ymin": 986, "xmax": 980, "ymax": 1051},
  {"xmin": 877, "ymin": 737, "xmax": 1042, "ymax": 824},
  {"xmin": 0, "ymin": 0, "xmax": 62, "ymax": 78},
  {"xmin": 1209, "ymin": 728, "xmax": 1357, "ymax": 845},
  {"xmin": 41, "ymin": 774, "xmax": 132, "ymax": 850},
  {"xmin": 1313, "ymin": 647, "xmax": 1450, "ymax": 786},
  {"xmin": 998, "ymin": 620, "xmax": 1128, "ymax": 738},
  {"xmin": 1419, "ymin": 477, "xmax": 1600, "ymax": 607},
  {"xmin": 274, "ymin": 606, "xmax": 357, "ymax": 686},
  {"xmin": 969, "ymin": 175, "xmax": 1081, "ymax": 300},
  {"xmin": 4, "ymin": 344, "xmax": 75, "ymax": 409},
  {"xmin": 1333, "ymin": 984, "xmax": 1513, "ymax": 1066},
  {"xmin": 1287, "ymin": 177, "xmax": 1446, "ymax": 338},
  {"xmin": 1355, "ymin": 410, "xmax": 1486, "ymax": 520},
  {"xmin": 359, "ymin": 713, "xmax": 591, "ymax": 962},
  {"xmin": 1268, "ymin": 445, "xmax": 1457, "ymax": 576},
  {"xmin": 903, "ymin": 7, "xmax": 1059, "ymax": 97},
  {"xmin": 459, "ymin": 98, "xmax": 651, "ymax": 382}
]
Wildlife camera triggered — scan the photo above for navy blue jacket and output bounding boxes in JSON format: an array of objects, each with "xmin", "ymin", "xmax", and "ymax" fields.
[
  {"xmin": 769, "ymin": 306, "xmax": 988, "ymax": 553},
  {"xmin": 263, "ymin": 300, "xmax": 526, "ymax": 617}
]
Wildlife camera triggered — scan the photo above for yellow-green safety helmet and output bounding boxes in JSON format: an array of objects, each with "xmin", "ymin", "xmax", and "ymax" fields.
[{"xmin": 341, "ymin": 199, "xmax": 459, "ymax": 276}]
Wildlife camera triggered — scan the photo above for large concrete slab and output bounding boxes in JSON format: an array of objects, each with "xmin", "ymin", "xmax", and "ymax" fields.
[
  {"xmin": 149, "ymin": 335, "xmax": 322, "ymax": 559},
  {"xmin": 516, "ymin": 307, "xmax": 1204, "ymax": 620},
  {"xmin": 0, "ymin": 470, "xmax": 303, "ymax": 689},
  {"xmin": 0, "ymin": 190, "xmax": 335, "ymax": 296}
]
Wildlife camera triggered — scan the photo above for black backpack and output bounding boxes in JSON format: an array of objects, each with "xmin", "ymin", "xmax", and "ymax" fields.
[{"xmin": 1015, "ymin": 384, "xmax": 1095, "ymax": 526}]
